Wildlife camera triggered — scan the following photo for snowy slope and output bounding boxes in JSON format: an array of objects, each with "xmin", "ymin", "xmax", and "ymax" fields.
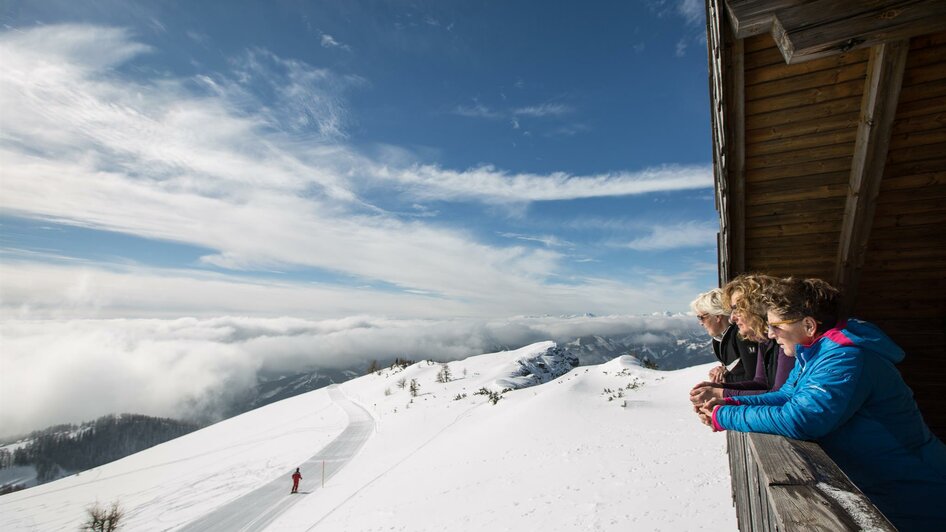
[{"xmin": 0, "ymin": 342, "xmax": 736, "ymax": 531}]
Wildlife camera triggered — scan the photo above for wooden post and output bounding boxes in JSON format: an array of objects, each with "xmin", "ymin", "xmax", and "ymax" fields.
[{"xmin": 834, "ymin": 40, "xmax": 908, "ymax": 317}]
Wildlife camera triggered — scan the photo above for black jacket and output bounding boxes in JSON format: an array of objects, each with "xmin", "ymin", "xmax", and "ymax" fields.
[{"xmin": 713, "ymin": 324, "xmax": 759, "ymax": 383}]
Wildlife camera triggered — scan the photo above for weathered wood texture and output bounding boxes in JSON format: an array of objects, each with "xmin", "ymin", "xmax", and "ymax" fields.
[
  {"xmin": 741, "ymin": 33, "xmax": 860, "ymax": 278},
  {"xmin": 726, "ymin": 0, "xmax": 946, "ymax": 63},
  {"xmin": 853, "ymin": 32, "xmax": 946, "ymax": 440},
  {"xmin": 727, "ymin": 431, "xmax": 896, "ymax": 531},
  {"xmin": 709, "ymin": 0, "xmax": 744, "ymax": 283},
  {"xmin": 835, "ymin": 40, "xmax": 910, "ymax": 316}
]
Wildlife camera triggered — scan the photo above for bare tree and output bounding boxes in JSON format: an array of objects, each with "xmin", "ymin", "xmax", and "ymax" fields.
[
  {"xmin": 409, "ymin": 378, "xmax": 420, "ymax": 397},
  {"xmin": 83, "ymin": 501, "xmax": 124, "ymax": 532},
  {"xmin": 436, "ymin": 363, "xmax": 452, "ymax": 383}
]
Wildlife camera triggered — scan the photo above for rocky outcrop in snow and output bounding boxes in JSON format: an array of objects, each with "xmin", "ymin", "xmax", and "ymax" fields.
[{"xmin": 493, "ymin": 344, "xmax": 579, "ymax": 390}]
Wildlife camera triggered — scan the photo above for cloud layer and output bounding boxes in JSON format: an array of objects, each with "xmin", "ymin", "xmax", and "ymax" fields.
[
  {"xmin": 0, "ymin": 313, "xmax": 700, "ymax": 437},
  {"xmin": 0, "ymin": 24, "xmax": 715, "ymax": 318}
]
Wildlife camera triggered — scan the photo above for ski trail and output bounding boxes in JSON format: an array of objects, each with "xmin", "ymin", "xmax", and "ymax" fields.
[
  {"xmin": 303, "ymin": 399, "xmax": 483, "ymax": 531},
  {"xmin": 178, "ymin": 386, "xmax": 372, "ymax": 532}
]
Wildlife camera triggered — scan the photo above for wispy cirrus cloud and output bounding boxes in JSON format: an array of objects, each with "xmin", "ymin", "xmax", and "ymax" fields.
[
  {"xmin": 0, "ymin": 23, "xmax": 713, "ymax": 321},
  {"xmin": 452, "ymin": 102, "xmax": 503, "ymax": 119},
  {"xmin": 320, "ymin": 32, "xmax": 351, "ymax": 51},
  {"xmin": 499, "ymin": 233, "xmax": 573, "ymax": 248},
  {"xmin": 452, "ymin": 99, "xmax": 577, "ymax": 133},
  {"xmin": 378, "ymin": 164, "xmax": 713, "ymax": 203},
  {"xmin": 622, "ymin": 221, "xmax": 718, "ymax": 251},
  {"xmin": 677, "ymin": 0, "xmax": 705, "ymax": 26},
  {"xmin": 512, "ymin": 103, "xmax": 573, "ymax": 117}
]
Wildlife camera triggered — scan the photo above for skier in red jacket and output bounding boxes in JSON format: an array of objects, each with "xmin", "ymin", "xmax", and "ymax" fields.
[{"xmin": 291, "ymin": 467, "xmax": 302, "ymax": 494}]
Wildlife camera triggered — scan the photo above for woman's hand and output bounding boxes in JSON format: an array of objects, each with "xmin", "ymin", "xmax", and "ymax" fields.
[
  {"xmin": 689, "ymin": 382, "xmax": 724, "ymax": 404},
  {"xmin": 698, "ymin": 397, "xmax": 729, "ymax": 431},
  {"xmin": 708, "ymin": 365, "xmax": 728, "ymax": 383},
  {"xmin": 699, "ymin": 397, "xmax": 728, "ymax": 417}
]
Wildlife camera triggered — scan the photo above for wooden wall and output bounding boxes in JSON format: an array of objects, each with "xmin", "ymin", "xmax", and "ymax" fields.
[
  {"xmin": 734, "ymin": 31, "xmax": 946, "ymax": 438},
  {"xmin": 856, "ymin": 32, "xmax": 946, "ymax": 435},
  {"xmin": 742, "ymin": 33, "xmax": 868, "ymax": 281}
]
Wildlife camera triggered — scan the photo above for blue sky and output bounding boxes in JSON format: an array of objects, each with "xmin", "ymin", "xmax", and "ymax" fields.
[{"xmin": 0, "ymin": 0, "xmax": 716, "ymax": 319}]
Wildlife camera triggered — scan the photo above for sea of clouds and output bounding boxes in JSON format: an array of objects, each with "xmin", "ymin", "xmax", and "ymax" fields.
[{"xmin": 0, "ymin": 313, "xmax": 700, "ymax": 437}]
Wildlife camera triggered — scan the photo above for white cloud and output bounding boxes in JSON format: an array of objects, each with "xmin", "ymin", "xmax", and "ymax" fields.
[
  {"xmin": 0, "ymin": 312, "xmax": 701, "ymax": 436},
  {"xmin": 380, "ymin": 164, "xmax": 713, "ymax": 203},
  {"xmin": 0, "ymin": 24, "xmax": 715, "ymax": 322},
  {"xmin": 513, "ymin": 103, "xmax": 572, "ymax": 117},
  {"xmin": 623, "ymin": 221, "xmax": 718, "ymax": 251},
  {"xmin": 675, "ymin": 39, "xmax": 688, "ymax": 57},
  {"xmin": 499, "ymin": 233, "xmax": 573, "ymax": 248},
  {"xmin": 678, "ymin": 0, "xmax": 705, "ymax": 26},
  {"xmin": 452, "ymin": 102, "xmax": 503, "ymax": 119},
  {"xmin": 320, "ymin": 33, "xmax": 350, "ymax": 50}
]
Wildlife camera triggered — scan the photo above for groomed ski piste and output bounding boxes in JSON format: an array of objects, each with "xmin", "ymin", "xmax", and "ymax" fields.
[{"xmin": 0, "ymin": 342, "xmax": 737, "ymax": 531}]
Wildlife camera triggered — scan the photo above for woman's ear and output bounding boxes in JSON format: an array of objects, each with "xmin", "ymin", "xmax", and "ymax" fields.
[{"xmin": 804, "ymin": 317, "xmax": 818, "ymax": 336}]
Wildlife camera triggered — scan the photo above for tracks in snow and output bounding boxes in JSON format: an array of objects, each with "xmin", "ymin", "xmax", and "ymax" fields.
[{"xmin": 178, "ymin": 386, "xmax": 373, "ymax": 532}]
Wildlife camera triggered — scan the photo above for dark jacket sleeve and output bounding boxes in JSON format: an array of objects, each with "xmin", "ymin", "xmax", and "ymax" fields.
[{"xmin": 720, "ymin": 327, "xmax": 758, "ymax": 383}]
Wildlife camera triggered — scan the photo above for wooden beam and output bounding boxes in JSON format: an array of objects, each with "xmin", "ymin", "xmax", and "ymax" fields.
[
  {"xmin": 725, "ymin": 0, "xmax": 815, "ymax": 38},
  {"xmin": 726, "ymin": 0, "xmax": 946, "ymax": 64},
  {"xmin": 730, "ymin": 37, "xmax": 747, "ymax": 277},
  {"xmin": 773, "ymin": 1, "xmax": 946, "ymax": 64},
  {"xmin": 708, "ymin": 0, "xmax": 734, "ymax": 285},
  {"xmin": 835, "ymin": 40, "xmax": 909, "ymax": 318}
]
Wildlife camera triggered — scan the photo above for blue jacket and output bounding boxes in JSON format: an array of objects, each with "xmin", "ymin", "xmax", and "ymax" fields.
[{"xmin": 715, "ymin": 319, "xmax": 946, "ymax": 531}]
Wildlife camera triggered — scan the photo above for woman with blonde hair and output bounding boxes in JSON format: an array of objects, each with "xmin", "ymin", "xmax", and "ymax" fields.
[
  {"xmin": 689, "ymin": 288, "xmax": 752, "ymax": 383},
  {"xmin": 690, "ymin": 274, "xmax": 795, "ymax": 405},
  {"xmin": 701, "ymin": 277, "xmax": 946, "ymax": 530}
]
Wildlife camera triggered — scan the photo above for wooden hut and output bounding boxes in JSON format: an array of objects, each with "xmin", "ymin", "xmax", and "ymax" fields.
[{"xmin": 705, "ymin": 1, "xmax": 946, "ymax": 529}]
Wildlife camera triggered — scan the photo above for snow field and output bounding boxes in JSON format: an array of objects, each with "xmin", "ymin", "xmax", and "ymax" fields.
[
  {"xmin": 0, "ymin": 388, "xmax": 348, "ymax": 531},
  {"xmin": 0, "ymin": 341, "xmax": 736, "ymax": 531},
  {"xmin": 268, "ymin": 343, "xmax": 736, "ymax": 531}
]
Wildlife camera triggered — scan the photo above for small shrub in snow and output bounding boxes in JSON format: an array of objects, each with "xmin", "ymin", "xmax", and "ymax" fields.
[
  {"xmin": 454, "ymin": 393, "xmax": 467, "ymax": 401},
  {"xmin": 83, "ymin": 501, "xmax": 123, "ymax": 532},
  {"xmin": 409, "ymin": 379, "xmax": 420, "ymax": 397},
  {"xmin": 473, "ymin": 387, "xmax": 503, "ymax": 405},
  {"xmin": 384, "ymin": 387, "xmax": 392, "ymax": 396},
  {"xmin": 397, "ymin": 377, "xmax": 407, "ymax": 389}
]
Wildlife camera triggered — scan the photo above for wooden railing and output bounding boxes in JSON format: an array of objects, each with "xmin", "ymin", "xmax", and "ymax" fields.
[{"xmin": 727, "ymin": 432, "xmax": 896, "ymax": 531}]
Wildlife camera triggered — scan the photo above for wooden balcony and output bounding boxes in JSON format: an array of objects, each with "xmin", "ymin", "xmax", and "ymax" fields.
[{"xmin": 727, "ymin": 432, "xmax": 894, "ymax": 531}]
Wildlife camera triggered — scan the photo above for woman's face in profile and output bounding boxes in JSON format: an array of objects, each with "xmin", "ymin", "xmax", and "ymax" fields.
[{"xmin": 766, "ymin": 310, "xmax": 807, "ymax": 356}]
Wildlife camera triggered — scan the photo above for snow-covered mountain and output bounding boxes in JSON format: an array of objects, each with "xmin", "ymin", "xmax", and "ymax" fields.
[
  {"xmin": 566, "ymin": 330, "xmax": 711, "ymax": 369},
  {"xmin": 226, "ymin": 368, "xmax": 361, "ymax": 417},
  {"xmin": 0, "ymin": 342, "xmax": 736, "ymax": 531}
]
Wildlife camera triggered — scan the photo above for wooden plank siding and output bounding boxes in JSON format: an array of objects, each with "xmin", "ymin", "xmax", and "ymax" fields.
[
  {"xmin": 853, "ymin": 33, "xmax": 946, "ymax": 436},
  {"xmin": 740, "ymin": 33, "xmax": 859, "ymax": 279}
]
